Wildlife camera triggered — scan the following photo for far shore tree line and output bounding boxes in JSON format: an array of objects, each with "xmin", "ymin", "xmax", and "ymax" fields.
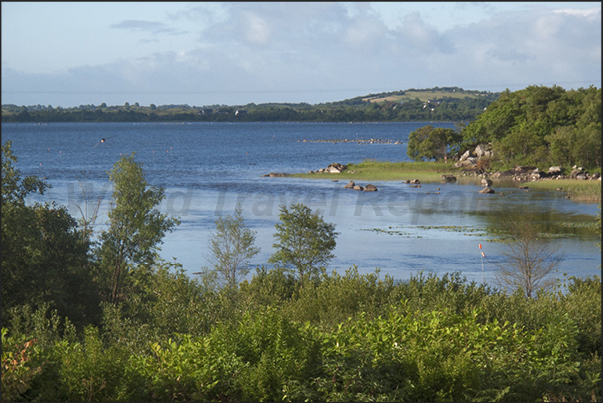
[{"xmin": 2, "ymin": 86, "xmax": 497, "ymax": 123}]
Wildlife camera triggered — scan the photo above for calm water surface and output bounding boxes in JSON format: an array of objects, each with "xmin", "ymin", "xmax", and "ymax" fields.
[{"xmin": 3, "ymin": 122, "xmax": 600, "ymax": 286}]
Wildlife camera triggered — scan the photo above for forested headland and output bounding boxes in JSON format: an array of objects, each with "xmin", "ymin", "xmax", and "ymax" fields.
[
  {"xmin": 1, "ymin": 87, "xmax": 497, "ymax": 123},
  {"xmin": 405, "ymin": 84, "xmax": 601, "ymax": 173}
]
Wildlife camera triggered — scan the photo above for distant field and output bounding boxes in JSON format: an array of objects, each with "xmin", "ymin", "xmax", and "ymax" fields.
[{"xmin": 363, "ymin": 90, "xmax": 490, "ymax": 103}]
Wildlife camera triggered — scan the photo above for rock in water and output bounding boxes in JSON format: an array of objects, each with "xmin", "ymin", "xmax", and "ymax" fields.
[{"xmin": 441, "ymin": 174, "xmax": 457, "ymax": 183}]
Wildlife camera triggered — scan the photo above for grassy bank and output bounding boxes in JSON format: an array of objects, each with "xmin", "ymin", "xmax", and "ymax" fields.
[
  {"xmin": 291, "ymin": 160, "xmax": 459, "ymax": 183},
  {"xmin": 291, "ymin": 160, "xmax": 602, "ymax": 203}
]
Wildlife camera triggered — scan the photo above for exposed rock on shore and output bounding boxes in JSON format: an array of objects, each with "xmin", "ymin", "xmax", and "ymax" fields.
[
  {"xmin": 481, "ymin": 166, "xmax": 601, "ymax": 182},
  {"xmin": 451, "ymin": 146, "xmax": 601, "ymax": 183},
  {"xmin": 308, "ymin": 162, "xmax": 348, "ymax": 174}
]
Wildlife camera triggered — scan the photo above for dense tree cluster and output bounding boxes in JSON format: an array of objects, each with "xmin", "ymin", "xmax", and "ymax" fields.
[
  {"xmin": 407, "ymin": 125, "xmax": 463, "ymax": 162},
  {"xmin": 407, "ymin": 85, "xmax": 601, "ymax": 170},
  {"xmin": 462, "ymin": 85, "xmax": 601, "ymax": 169}
]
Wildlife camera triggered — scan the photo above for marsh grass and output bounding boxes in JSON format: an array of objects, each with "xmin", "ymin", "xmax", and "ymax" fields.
[{"xmin": 527, "ymin": 179, "xmax": 601, "ymax": 203}]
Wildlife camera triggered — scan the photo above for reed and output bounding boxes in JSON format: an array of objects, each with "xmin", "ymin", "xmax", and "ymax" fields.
[{"xmin": 527, "ymin": 179, "xmax": 601, "ymax": 203}]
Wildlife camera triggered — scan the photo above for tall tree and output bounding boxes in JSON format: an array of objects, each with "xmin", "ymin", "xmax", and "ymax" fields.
[
  {"xmin": 268, "ymin": 203, "xmax": 338, "ymax": 285},
  {"xmin": 2, "ymin": 141, "xmax": 99, "ymax": 326},
  {"xmin": 96, "ymin": 153, "xmax": 179, "ymax": 304},
  {"xmin": 495, "ymin": 216, "xmax": 563, "ymax": 298},
  {"xmin": 207, "ymin": 206, "xmax": 260, "ymax": 288},
  {"xmin": 407, "ymin": 125, "xmax": 460, "ymax": 161}
]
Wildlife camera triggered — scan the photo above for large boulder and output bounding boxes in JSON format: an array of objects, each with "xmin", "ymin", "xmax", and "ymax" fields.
[
  {"xmin": 548, "ymin": 166, "xmax": 564, "ymax": 175},
  {"xmin": 475, "ymin": 143, "xmax": 493, "ymax": 158},
  {"xmin": 364, "ymin": 184, "xmax": 378, "ymax": 192},
  {"xmin": 479, "ymin": 187, "xmax": 496, "ymax": 194},
  {"xmin": 514, "ymin": 166, "xmax": 536, "ymax": 173},
  {"xmin": 459, "ymin": 149, "xmax": 472, "ymax": 162},
  {"xmin": 353, "ymin": 185, "xmax": 364, "ymax": 191},
  {"xmin": 343, "ymin": 180, "xmax": 355, "ymax": 189},
  {"xmin": 326, "ymin": 163, "xmax": 347, "ymax": 173},
  {"xmin": 453, "ymin": 157, "xmax": 477, "ymax": 169},
  {"xmin": 531, "ymin": 169, "xmax": 547, "ymax": 179}
]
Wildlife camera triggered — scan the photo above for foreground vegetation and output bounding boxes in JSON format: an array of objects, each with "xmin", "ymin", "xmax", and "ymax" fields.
[
  {"xmin": 3, "ymin": 268, "xmax": 601, "ymax": 402},
  {"xmin": 2, "ymin": 139, "xmax": 601, "ymax": 402}
]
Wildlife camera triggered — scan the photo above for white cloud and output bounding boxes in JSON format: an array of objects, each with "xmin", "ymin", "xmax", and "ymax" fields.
[
  {"xmin": 553, "ymin": 7, "xmax": 600, "ymax": 17},
  {"xmin": 110, "ymin": 20, "xmax": 175, "ymax": 34},
  {"xmin": 2, "ymin": 3, "xmax": 600, "ymax": 107}
]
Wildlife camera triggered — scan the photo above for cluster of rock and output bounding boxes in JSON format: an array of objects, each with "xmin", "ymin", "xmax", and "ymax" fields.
[
  {"xmin": 308, "ymin": 162, "xmax": 348, "ymax": 174},
  {"xmin": 453, "ymin": 143, "xmax": 494, "ymax": 169},
  {"xmin": 342, "ymin": 180, "xmax": 378, "ymax": 191},
  {"xmin": 450, "ymin": 142, "xmax": 601, "ymax": 184},
  {"xmin": 399, "ymin": 179, "xmax": 422, "ymax": 188},
  {"xmin": 487, "ymin": 165, "xmax": 600, "ymax": 182}
]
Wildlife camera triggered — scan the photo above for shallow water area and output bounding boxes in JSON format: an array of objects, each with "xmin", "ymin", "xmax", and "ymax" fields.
[{"xmin": 3, "ymin": 122, "xmax": 600, "ymax": 287}]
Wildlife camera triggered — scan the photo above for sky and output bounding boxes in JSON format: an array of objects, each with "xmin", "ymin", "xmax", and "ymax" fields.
[{"xmin": 2, "ymin": 2, "xmax": 601, "ymax": 108}]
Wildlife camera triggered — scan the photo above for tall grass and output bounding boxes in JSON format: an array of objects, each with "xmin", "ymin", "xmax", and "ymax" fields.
[{"xmin": 528, "ymin": 179, "xmax": 601, "ymax": 203}]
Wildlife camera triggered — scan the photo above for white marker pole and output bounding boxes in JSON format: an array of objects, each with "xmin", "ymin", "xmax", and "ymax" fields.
[{"xmin": 479, "ymin": 244, "xmax": 485, "ymax": 283}]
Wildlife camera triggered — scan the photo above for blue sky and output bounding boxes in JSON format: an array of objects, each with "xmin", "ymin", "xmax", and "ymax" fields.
[{"xmin": 2, "ymin": 2, "xmax": 600, "ymax": 107}]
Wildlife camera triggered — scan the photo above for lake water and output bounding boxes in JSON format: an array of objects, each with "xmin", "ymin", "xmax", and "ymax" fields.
[{"xmin": 3, "ymin": 122, "xmax": 600, "ymax": 286}]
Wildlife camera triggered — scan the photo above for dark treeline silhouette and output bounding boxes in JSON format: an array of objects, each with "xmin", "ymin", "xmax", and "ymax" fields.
[{"xmin": 1, "ymin": 87, "xmax": 499, "ymax": 123}]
